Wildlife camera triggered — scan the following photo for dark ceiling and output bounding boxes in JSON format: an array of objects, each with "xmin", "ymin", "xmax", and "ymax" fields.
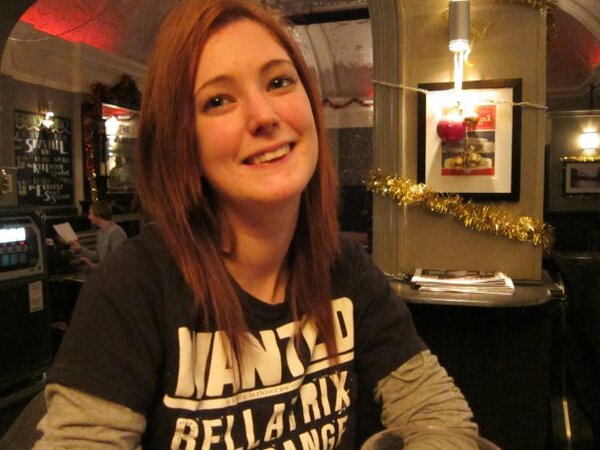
[{"xmin": 6, "ymin": 0, "xmax": 600, "ymax": 105}]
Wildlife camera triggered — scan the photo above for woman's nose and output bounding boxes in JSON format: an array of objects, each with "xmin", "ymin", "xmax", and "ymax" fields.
[{"xmin": 246, "ymin": 91, "xmax": 280, "ymax": 135}]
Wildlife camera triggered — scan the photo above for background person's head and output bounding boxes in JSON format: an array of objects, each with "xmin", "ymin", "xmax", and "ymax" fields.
[{"xmin": 89, "ymin": 200, "xmax": 112, "ymax": 224}]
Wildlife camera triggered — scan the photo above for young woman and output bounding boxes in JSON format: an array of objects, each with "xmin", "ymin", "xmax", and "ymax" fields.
[{"xmin": 34, "ymin": 1, "xmax": 476, "ymax": 448}]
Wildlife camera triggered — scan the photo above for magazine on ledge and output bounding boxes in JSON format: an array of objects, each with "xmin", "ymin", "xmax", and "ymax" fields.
[{"xmin": 411, "ymin": 268, "xmax": 515, "ymax": 295}]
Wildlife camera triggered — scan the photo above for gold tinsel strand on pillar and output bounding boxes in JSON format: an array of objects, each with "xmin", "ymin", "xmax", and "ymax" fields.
[
  {"xmin": 0, "ymin": 169, "xmax": 9, "ymax": 197},
  {"xmin": 365, "ymin": 169, "xmax": 554, "ymax": 249},
  {"xmin": 82, "ymin": 118, "xmax": 99, "ymax": 202}
]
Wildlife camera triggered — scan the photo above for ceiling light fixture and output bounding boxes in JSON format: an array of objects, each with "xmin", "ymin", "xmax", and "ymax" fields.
[{"xmin": 448, "ymin": 0, "xmax": 471, "ymax": 96}]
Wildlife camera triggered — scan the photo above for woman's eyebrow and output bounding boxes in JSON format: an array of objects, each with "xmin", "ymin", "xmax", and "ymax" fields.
[
  {"xmin": 195, "ymin": 59, "xmax": 295, "ymax": 95},
  {"xmin": 259, "ymin": 58, "xmax": 295, "ymax": 75},
  {"xmin": 195, "ymin": 74, "xmax": 234, "ymax": 95}
]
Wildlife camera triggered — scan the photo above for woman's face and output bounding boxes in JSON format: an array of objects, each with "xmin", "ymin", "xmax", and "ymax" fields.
[{"xmin": 194, "ymin": 19, "xmax": 318, "ymax": 215}]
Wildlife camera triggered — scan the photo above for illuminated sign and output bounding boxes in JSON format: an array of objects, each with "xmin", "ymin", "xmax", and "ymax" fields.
[{"xmin": 0, "ymin": 227, "xmax": 26, "ymax": 244}]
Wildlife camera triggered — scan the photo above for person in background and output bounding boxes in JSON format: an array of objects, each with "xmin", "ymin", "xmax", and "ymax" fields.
[
  {"xmin": 108, "ymin": 154, "xmax": 133, "ymax": 191},
  {"xmin": 34, "ymin": 1, "xmax": 477, "ymax": 448},
  {"xmin": 69, "ymin": 200, "xmax": 127, "ymax": 268}
]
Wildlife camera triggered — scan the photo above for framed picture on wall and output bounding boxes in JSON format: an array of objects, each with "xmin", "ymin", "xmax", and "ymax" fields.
[
  {"xmin": 102, "ymin": 103, "xmax": 138, "ymax": 194},
  {"xmin": 417, "ymin": 79, "xmax": 522, "ymax": 201},
  {"xmin": 563, "ymin": 158, "xmax": 600, "ymax": 196},
  {"xmin": 13, "ymin": 110, "xmax": 73, "ymax": 206}
]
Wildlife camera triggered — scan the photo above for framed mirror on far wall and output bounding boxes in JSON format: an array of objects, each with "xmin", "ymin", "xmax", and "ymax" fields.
[
  {"xmin": 81, "ymin": 75, "xmax": 141, "ymax": 213},
  {"xmin": 562, "ymin": 157, "xmax": 600, "ymax": 198},
  {"xmin": 102, "ymin": 103, "xmax": 138, "ymax": 195}
]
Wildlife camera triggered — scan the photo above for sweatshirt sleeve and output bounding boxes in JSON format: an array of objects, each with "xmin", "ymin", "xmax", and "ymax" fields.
[
  {"xmin": 375, "ymin": 350, "xmax": 477, "ymax": 433},
  {"xmin": 77, "ymin": 243, "xmax": 99, "ymax": 262},
  {"xmin": 33, "ymin": 383, "xmax": 146, "ymax": 450}
]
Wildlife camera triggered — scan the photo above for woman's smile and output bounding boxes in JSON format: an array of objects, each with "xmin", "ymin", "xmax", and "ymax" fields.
[{"xmin": 243, "ymin": 143, "xmax": 294, "ymax": 165}]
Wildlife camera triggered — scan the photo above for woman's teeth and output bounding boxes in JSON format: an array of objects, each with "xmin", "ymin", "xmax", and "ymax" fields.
[{"xmin": 247, "ymin": 145, "xmax": 291, "ymax": 164}]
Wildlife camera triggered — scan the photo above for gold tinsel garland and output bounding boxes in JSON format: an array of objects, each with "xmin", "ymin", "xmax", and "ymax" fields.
[
  {"xmin": 365, "ymin": 169, "xmax": 554, "ymax": 249},
  {"xmin": 82, "ymin": 118, "xmax": 99, "ymax": 202},
  {"xmin": 561, "ymin": 155, "xmax": 600, "ymax": 163},
  {"xmin": 0, "ymin": 169, "xmax": 9, "ymax": 197}
]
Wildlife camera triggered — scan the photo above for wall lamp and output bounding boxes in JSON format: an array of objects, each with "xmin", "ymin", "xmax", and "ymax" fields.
[
  {"xmin": 448, "ymin": 0, "xmax": 470, "ymax": 95},
  {"xmin": 41, "ymin": 111, "xmax": 55, "ymax": 129},
  {"xmin": 449, "ymin": 0, "xmax": 470, "ymax": 53},
  {"xmin": 104, "ymin": 116, "xmax": 120, "ymax": 153},
  {"xmin": 579, "ymin": 130, "xmax": 600, "ymax": 156},
  {"xmin": 436, "ymin": 0, "xmax": 473, "ymax": 146},
  {"xmin": 41, "ymin": 101, "xmax": 55, "ymax": 129}
]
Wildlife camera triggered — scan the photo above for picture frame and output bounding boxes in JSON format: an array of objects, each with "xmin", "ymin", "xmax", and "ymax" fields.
[
  {"xmin": 417, "ymin": 79, "xmax": 522, "ymax": 201},
  {"xmin": 562, "ymin": 157, "xmax": 600, "ymax": 197},
  {"xmin": 102, "ymin": 103, "xmax": 138, "ymax": 194},
  {"xmin": 13, "ymin": 110, "xmax": 73, "ymax": 206}
]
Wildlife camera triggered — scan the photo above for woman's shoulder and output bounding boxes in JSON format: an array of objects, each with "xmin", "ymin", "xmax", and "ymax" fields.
[
  {"xmin": 76, "ymin": 225, "xmax": 192, "ymax": 322},
  {"xmin": 107, "ymin": 224, "xmax": 163, "ymax": 257},
  {"xmin": 335, "ymin": 233, "xmax": 373, "ymax": 269},
  {"xmin": 88, "ymin": 225, "xmax": 176, "ymax": 286},
  {"xmin": 331, "ymin": 233, "xmax": 380, "ymax": 293}
]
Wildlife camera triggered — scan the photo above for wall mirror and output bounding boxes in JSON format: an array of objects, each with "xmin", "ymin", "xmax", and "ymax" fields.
[
  {"xmin": 80, "ymin": 76, "xmax": 141, "ymax": 212},
  {"xmin": 102, "ymin": 103, "xmax": 138, "ymax": 195}
]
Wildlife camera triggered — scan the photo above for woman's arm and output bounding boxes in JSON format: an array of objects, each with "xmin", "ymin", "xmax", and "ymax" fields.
[
  {"xmin": 375, "ymin": 350, "xmax": 477, "ymax": 432},
  {"xmin": 33, "ymin": 383, "xmax": 146, "ymax": 450}
]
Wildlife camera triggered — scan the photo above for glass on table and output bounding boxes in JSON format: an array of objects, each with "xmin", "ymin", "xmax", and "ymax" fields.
[{"xmin": 360, "ymin": 426, "xmax": 501, "ymax": 450}]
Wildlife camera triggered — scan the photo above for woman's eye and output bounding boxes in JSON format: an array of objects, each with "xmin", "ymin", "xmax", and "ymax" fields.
[
  {"xmin": 203, "ymin": 96, "xmax": 230, "ymax": 111},
  {"xmin": 269, "ymin": 76, "xmax": 295, "ymax": 91}
]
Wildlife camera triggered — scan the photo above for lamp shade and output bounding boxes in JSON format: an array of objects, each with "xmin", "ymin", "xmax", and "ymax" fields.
[
  {"xmin": 579, "ymin": 131, "xmax": 600, "ymax": 151},
  {"xmin": 449, "ymin": 0, "xmax": 470, "ymax": 52},
  {"xmin": 41, "ymin": 111, "xmax": 54, "ymax": 129},
  {"xmin": 105, "ymin": 116, "xmax": 120, "ymax": 136}
]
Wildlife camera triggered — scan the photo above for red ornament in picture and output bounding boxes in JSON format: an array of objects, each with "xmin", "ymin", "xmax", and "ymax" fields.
[{"xmin": 436, "ymin": 116, "xmax": 466, "ymax": 143}]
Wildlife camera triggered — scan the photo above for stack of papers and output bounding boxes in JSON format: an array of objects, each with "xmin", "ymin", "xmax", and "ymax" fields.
[
  {"xmin": 411, "ymin": 268, "xmax": 515, "ymax": 296},
  {"xmin": 52, "ymin": 222, "xmax": 78, "ymax": 243}
]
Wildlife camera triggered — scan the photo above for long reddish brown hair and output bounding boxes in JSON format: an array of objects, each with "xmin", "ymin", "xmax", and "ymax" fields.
[{"xmin": 135, "ymin": 0, "xmax": 339, "ymax": 358}]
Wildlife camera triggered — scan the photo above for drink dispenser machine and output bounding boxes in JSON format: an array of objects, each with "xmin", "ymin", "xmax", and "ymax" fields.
[{"xmin": 0, "ymin": 211, "xmax": 51, "ymax": 409}]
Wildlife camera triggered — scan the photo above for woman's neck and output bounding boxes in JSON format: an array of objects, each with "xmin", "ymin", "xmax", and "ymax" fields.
[{"xmin": 222, "ymin": 201, "xmax": 298, "ymax": 304}]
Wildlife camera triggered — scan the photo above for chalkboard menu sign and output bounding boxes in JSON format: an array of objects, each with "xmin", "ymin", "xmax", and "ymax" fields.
[{"xmin": 14, "ymin": 110, "xmax": 73, "ymax": 206}]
